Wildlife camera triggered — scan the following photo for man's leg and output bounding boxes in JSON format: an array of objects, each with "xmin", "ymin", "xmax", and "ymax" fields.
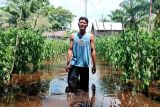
[
  {"xmin": 66, "ymin": 66, "xmax": 79, "ymax": 92},
  {"xmin": 78, "ymin": 67, "xmax": 89, "ymax": 91}
]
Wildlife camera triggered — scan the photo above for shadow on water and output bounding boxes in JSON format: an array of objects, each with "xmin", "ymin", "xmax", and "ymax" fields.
[{"xmin": 0, "ymin": 60, "xmax": 160, "ymax": 107}]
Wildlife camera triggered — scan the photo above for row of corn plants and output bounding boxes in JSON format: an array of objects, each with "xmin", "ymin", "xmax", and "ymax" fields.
[
  {"xmin": 0, "ymin": 28, "xmax": 68, "ymax": 83},
  {"xmin": 95, "ymin": 28, "xmax": 160, "ymax": 93},
  {"xmin": 42, "ymin": 39, "xmax": 68, "ymax": 61}
]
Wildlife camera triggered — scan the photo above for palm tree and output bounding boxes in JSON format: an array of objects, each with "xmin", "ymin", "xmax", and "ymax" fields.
[
  {"xmin": 1, "ymin": 0, "xmax": 31, "ymax": 27},
  {"xmin": 28, "ymin": 0, "xmax": 50, "ymax": 29},
  {"xmin": 108, "ymin": 0, "xmax": 150, "ymax": 30},
  {"xmin": 1, "ymin": 0, "xmax": 50, "ymax": 28}
]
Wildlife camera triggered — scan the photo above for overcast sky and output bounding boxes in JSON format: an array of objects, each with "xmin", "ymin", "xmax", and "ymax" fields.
[
  {"xmin": 49, "ymin": 0, "xmax": 123, "ymax": 30},
  {"xmin": 49, "ymin": 0, "xmax": 123, "ymax": 19},
  {"xmin": 0, "ymin": 0, "xmax": 6, "ymax": 5}
]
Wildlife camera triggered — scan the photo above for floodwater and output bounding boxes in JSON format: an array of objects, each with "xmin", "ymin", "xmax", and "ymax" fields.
[{"xmin": 0, "ymin": 60, "xmax": 160, "ymax": 107}]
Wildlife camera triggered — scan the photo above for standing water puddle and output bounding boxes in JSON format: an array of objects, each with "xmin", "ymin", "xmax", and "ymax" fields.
[{"xmin": 0, "ymin": 60, "xmax": 160, "ymax": 107}]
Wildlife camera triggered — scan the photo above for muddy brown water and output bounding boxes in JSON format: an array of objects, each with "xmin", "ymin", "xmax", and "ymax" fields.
[{"xmin": 0, "ymin": 60, "xmax": 160, "ymax": 107}]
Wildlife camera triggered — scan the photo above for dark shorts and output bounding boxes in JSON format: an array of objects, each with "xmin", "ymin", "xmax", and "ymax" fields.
[{"xmin": 67, "ymin": 66, "xmax": 89, "ymax": 92}]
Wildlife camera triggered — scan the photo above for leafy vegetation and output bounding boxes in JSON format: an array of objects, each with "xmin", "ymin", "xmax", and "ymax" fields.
[
  {"xmin": 96, "ymin": 0, "xmax": 160, "ymax": 93},
  {"xmin": 96, "ymin": 28, "xmax": 160, "ymax": 93},
  {"xmin": 0, "ymin": 0, "xmax": 73, "ymax": 83},
  {"xmin": 0, "ymin": 28, "xmax": 68, "ymax": 83}
]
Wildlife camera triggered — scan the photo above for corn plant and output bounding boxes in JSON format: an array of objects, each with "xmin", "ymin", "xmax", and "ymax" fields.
[{"xmin": 95, "ymin": 28, "xmax": 160, "ymax": 92}]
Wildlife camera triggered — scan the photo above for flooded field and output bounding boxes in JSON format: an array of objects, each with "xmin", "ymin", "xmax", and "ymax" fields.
[{"xmin": 0, "ymin": 60, "xmax": 160, "ymax": 107}]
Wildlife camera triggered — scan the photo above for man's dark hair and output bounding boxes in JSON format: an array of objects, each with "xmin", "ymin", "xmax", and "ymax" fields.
[{"xmin": 79, "ymin": 17, "xmax": 89, "ymax": 24}]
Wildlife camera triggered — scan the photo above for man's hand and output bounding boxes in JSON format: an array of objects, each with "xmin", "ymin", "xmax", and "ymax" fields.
[
  {"xmin": 65, "ymin": 64, "xmax": 71, "ymax": 72},
  {"xmin": 92, "ymin": 65, "xmax": 96, "ymax": 74}
]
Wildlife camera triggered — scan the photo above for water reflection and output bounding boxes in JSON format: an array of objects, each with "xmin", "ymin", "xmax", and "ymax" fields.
[
  {"xmin": 49, "ymin": 76, "xmax": 68, "ymax": 95},
  {"xmin": 67, "ymin": 84, "xmax": 96, "ymax": 107}
]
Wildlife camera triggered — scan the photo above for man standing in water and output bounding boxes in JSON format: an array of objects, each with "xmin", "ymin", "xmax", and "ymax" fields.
[{"xmin": 65, "ymin": 17, "xmax": 96, "ymax": 92}]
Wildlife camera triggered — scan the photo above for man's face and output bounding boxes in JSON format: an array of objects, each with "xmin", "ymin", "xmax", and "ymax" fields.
[{"xmin": 78, "ymin": 20, "xmax": 88, "ymax": 30}]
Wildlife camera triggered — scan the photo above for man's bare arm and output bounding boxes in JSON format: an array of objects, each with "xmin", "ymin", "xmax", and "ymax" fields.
[
  {"xmin": 66, "ymin": 34, "xmax": 74, "ymax": 66},
  {"xmin": 90, "ymin": 33, "xmax": 96, "ymax": 73}
]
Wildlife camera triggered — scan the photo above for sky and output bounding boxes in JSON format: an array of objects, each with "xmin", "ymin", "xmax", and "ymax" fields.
[
  {"xmin": 49, "ymin": 0, "xmax": 123, "ymax": 30},
  {"xmin": 0, "ymin": 0, "xmax": 6, "ymax": 5},
  {"xmin": 49, "ymin": 0, "xmax": 123, "ymax": 18}
]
